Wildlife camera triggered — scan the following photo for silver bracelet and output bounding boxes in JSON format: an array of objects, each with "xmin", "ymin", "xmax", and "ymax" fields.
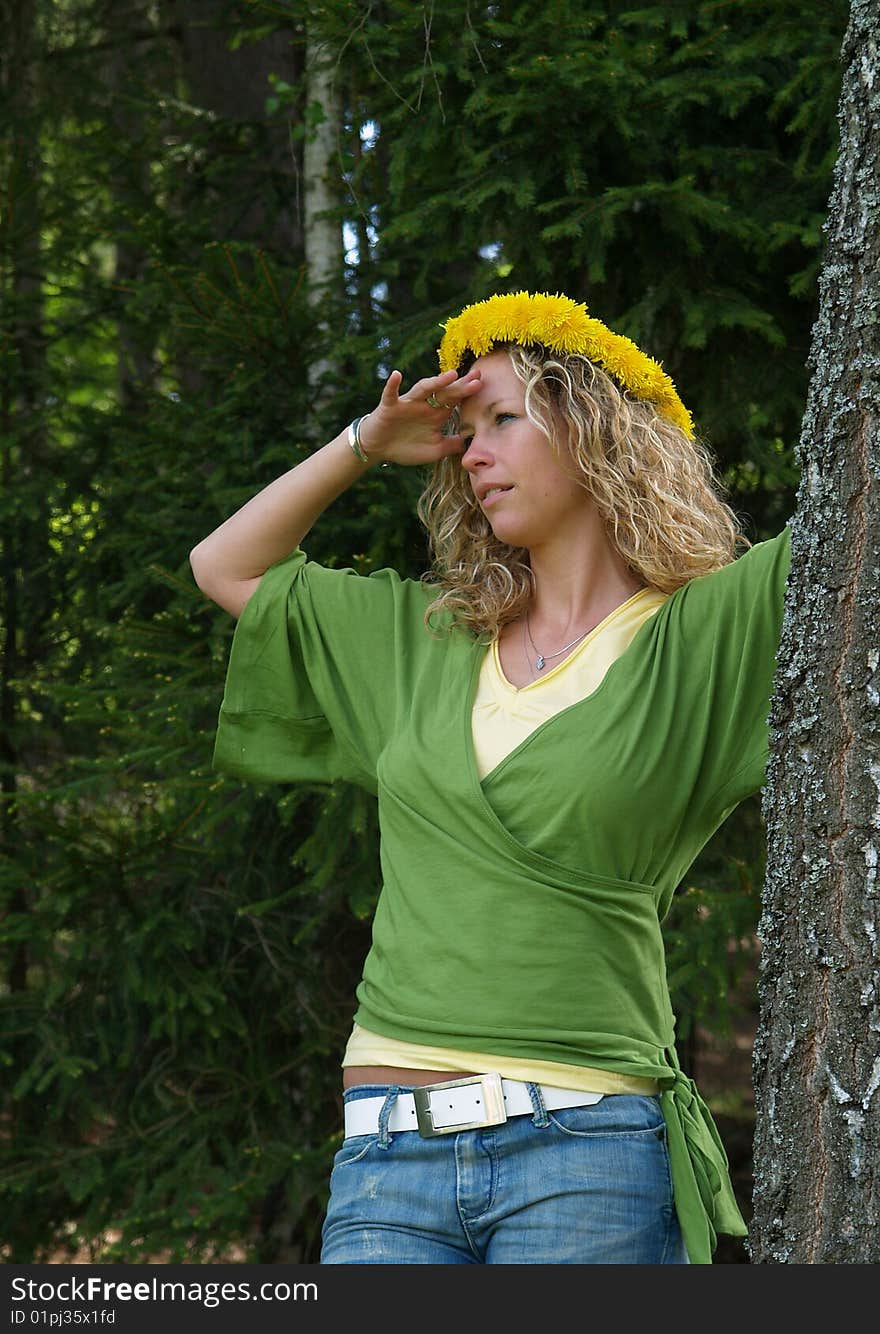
[
  {"xmin": 349, "ymin": 413, "xmax": 389, "ymax": 472},
  {"xmin": 348, "ymin": 415, "xmax": 370, "ymax": 463}
]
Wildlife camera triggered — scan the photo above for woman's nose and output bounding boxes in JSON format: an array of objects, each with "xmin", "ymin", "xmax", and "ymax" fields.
[{"xmin": 461, "ymin": 435, "xmax": 491, "ymax": 471}]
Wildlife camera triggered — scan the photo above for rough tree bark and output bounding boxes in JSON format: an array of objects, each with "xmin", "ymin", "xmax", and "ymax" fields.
[{"xmin": 751, "ymin": 0, "xmax": 880, "ymax": 1263}]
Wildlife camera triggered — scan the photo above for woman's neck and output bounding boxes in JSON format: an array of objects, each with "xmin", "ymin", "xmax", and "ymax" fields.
[{"xmin": 526, "ymin": 533, "xmax": 643, "ymax": 640}]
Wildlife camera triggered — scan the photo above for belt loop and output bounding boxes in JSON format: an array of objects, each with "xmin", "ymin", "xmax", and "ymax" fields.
[
  {"xmin": 526, "ymin": 1081, "xmax": 550, "ymax": 1128},
  {"xmin": 377, "ymin": 1085, "xmax": 400, "ymax": 1149}
]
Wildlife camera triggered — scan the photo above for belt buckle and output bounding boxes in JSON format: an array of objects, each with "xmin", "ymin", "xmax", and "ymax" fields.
[{"xmin": 412, "ymin": 1072, "xmax": 507, "ymax": 1138}]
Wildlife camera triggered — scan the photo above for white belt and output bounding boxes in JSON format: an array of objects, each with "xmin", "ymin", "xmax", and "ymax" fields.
[{"xmin": 344, "ymin": 1072, "xmax": 604, "ymax": 1139}]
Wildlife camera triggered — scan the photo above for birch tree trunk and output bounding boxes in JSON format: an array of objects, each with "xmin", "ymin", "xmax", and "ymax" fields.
[
  {"xmin": 751, "ymin": 0, "xmax": 880, "ymax": 1263},
  {"xmin": 303, "ymin": 28, "xmax": 343, "ymax": 412}
]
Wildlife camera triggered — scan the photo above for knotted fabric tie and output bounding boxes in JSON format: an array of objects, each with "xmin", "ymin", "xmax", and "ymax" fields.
[{"xmin": 660, "ymin": 1062, "xmax": 747, "ymax": 1264}]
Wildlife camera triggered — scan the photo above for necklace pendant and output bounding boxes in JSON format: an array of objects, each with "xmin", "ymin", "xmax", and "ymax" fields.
[{"xmin": 536, "ymin": 655, "xmax": 545, "ymax": 670}]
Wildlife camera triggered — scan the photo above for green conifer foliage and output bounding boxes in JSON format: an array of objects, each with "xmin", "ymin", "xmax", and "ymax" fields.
[{"xmin": 0, "ymin": 0, "xmax": 843, "ymax": 1260}]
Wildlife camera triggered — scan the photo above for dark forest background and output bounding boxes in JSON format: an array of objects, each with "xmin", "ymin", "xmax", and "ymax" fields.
[{"xmin": 0, "ymin": 0, "xmax": 847, "ymax": 1261}]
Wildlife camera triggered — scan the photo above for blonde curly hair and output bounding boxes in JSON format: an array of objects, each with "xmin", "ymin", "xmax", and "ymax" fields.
[{"xmin": 417, "ymin": 343, "xmax": 751, "ymax": 641}]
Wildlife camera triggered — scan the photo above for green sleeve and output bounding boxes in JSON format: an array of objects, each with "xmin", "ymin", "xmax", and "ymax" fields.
[
  {"xmin": 685, "ymin": 525, "xmax": 792, "ymax": 820},
  {"xmin": 211, "ymin": 548, "xmax": 410, "ymax": 794}
]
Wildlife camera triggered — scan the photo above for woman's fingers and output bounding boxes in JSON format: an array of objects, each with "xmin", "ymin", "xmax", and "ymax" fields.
[
  {"xmin": 363, "ymin": 367, "xmax": 485, "ymax": 464},
  {"xmin": 403, "ymin": 368, "xmax": 481, "ymax": 404},
  {"xmin": 401, "ymin": 369, "xmax": 456, "ymax": 402},
  {"xmin": 379, "ymin": 369, "xmax": 403, "ymax": 404}
]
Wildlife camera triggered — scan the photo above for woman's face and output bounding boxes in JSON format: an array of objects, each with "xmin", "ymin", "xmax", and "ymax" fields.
[{"xmin": 458, "ymin": 350, "xmax": 595, "ymax": 552}]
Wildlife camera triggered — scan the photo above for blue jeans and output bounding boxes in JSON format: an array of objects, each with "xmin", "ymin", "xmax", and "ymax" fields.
[{"xmin": 320, "ymin": 1084, "xmax": 689, "ymax": 1264}]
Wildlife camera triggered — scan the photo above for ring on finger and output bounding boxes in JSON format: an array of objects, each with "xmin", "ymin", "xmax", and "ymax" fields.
[{"xmin": 426, "ymin": 393, "xmax": 452, "ymax": 410}]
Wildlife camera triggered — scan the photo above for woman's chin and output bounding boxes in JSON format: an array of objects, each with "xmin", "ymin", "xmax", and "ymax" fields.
[{"xmin": 487, "ymin": 518, "xmax": 533, "ymax": 549}]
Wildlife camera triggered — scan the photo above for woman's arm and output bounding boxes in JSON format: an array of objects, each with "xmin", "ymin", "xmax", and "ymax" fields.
[
  {"xmin": 191, "ymin": 427, "xmax": 369, "ymax": 617},
  {"xmin": 190, "ymin": 366, "xmax": 481, "ymax": 618}
]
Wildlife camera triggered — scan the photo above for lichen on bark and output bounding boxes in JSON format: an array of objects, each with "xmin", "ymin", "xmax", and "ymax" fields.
[{"xmin": 751, "ymin": 0, "xmax": 880, "ymax": 1264}]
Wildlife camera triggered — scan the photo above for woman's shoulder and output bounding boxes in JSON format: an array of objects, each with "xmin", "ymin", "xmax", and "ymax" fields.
[
  {"xmin": 261, "ymin": 547, "xmax": 433, "ymax": 601},
  {"xmin": 665, "ymin": 524, "xmax": 791, "ymax": 649},
  {"xmin": 676, "ymin": 524, "xmax": 791, "ymax": 600}
]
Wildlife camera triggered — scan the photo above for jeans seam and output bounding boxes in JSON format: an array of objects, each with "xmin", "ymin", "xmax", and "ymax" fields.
[
  {"xmin": 546, "ymin": 1117, "xmax": 667, "ymax": 1139},
  {"xmin": 658, "ymin": 1128, "xmax": 678, "ymax": 1264},
  {"xmin": 454, "ymin": 1135, "xmax": 488, "ymax": 1261},
  {"xmin": 333, "ymin": 1138, "xmax": 376, "ymax": 1168}
]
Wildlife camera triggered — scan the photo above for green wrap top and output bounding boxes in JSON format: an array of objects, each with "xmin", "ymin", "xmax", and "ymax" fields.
[{"xmin": 213, "ymin": 525, "xmax": 792, "ymax": 1263}]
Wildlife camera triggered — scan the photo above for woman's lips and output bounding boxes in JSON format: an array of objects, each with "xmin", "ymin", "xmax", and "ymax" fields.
[{"xmin": 482, "ymin": 486, "xmax": 513, "ymax": 506}]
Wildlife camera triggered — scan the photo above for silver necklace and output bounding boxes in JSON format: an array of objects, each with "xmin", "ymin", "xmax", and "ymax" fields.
[{"xmin": 523, "ymin": 611, "xmax": 593, "ymax": 673}]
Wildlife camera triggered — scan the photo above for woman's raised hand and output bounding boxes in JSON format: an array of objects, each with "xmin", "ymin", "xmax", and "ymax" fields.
[{"xmin": 357, "ymin": 367, "xmax": 483, "ymax": 467}]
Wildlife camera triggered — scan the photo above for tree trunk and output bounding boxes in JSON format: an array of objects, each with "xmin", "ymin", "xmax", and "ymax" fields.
[
  {"xmin": 169, "ymin": 0, "xmax": 304, "ymax": 253},
  {"xmin": 103, "ymin": 0, "xmax": 157, "ymax": 410},
  {"xmin": 751, "ymin": 0, "xmax": 880, "ymax": 1264},
  {"xmin": 0, "ymin": 0, "xmax": 45, "ymax": 997},
  {"xmin": 303, "ymin": 25, "xmax": 343, "ymax": 413},
  {"xmin": 166, "ymin": 0, "xmax": 305, "ymax": 399}
]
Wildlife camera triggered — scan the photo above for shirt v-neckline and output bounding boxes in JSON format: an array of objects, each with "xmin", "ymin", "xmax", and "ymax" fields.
[
  {"xmin": 463, "ymin": 586, "xmax": 675, "ymax": 794},
  {"xmin": 458, "ymin": 607, "xmax": 669, "ymax": 894},
  {"xmin": 492, "ymin": 586, "xmax": 656, "ymax": 695}
]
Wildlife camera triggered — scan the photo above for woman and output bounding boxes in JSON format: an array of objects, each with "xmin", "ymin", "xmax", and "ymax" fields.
[{"xmin": 191, "ymin": 291, "xmax": 791, "ymax": 1264}]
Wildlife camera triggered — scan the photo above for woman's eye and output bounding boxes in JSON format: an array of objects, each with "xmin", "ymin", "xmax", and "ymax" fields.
[{"xmin": 496, "ymin": 412, "xmax": 514, "ymax": 423}]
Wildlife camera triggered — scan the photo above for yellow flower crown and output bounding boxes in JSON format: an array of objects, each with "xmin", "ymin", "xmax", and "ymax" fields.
[{"xmin": 437, "ymin": 291, "xmax": 694, "ymax": 438}]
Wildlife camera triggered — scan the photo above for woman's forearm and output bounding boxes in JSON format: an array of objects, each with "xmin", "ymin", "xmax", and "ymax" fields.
[
  {"xmin": 189, "ymin": 427, "xmax": 372, "ymax": 617},
  {"xmin": 190, "ymin": 366, "xmax": 482, "ymax": 618}
]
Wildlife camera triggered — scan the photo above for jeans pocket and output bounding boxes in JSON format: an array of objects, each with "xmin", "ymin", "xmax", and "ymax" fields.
[
  {"xmin": 333, "ymin": 1135, "xmax": 378, "ymax": 1168},
  {"xmin": 545, "ymin": 1099, "xmax": 674, "ymax": 1217},
  {"xmin": 547, "ymin": 1095, "xmax": 666, "ymax": 1139}
]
